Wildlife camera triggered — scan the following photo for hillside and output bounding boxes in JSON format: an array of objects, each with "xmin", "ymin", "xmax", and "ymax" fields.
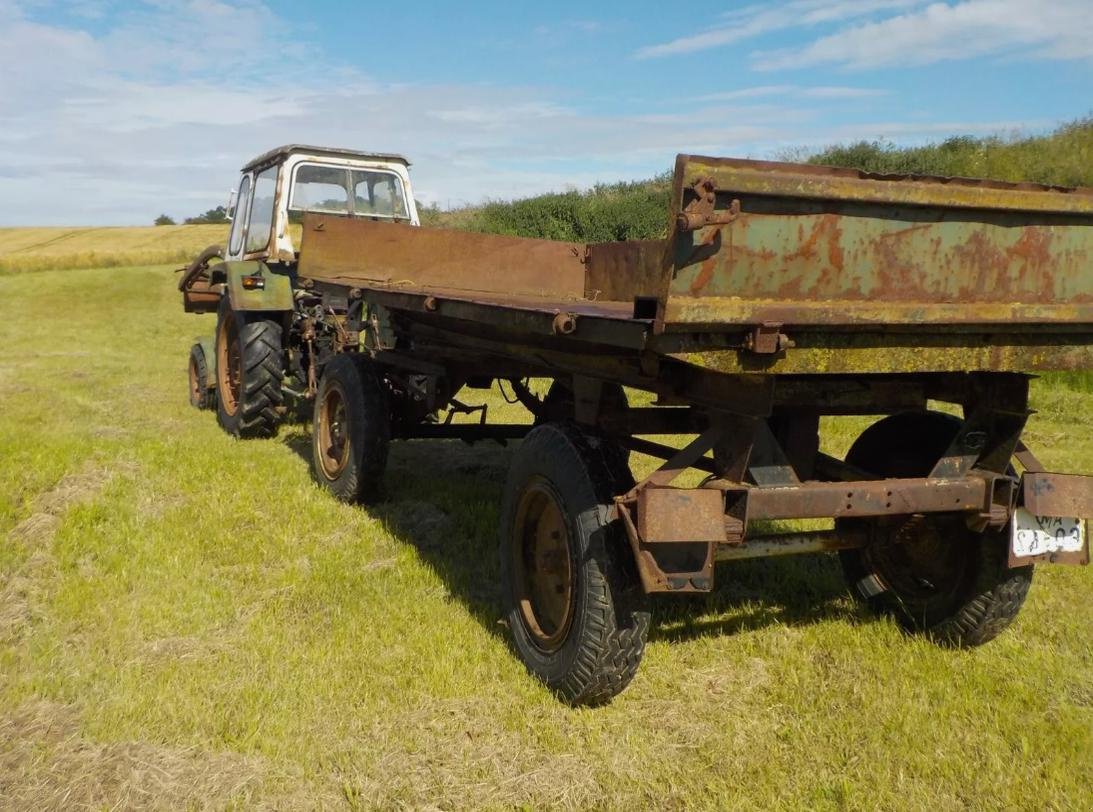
[{"xmin": 808, "ymin": 116, "xmax": 1093, "ymax": 186}]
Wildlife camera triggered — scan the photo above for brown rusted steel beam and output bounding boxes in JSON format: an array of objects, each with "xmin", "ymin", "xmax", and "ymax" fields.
[
  {"xmin": 637, "ymin": 487, "xmax": 724, "ymax": 544},
  {"xmin": 621, "ymin": 431, "xmax": 722, "ymax": 482},
  {"xmin": 1013, "ymin": 440, "xmax": 1046, "ymax": 474},
  {"xmin": 406, "ymin": 321, "xmax": 776, "ymax": 417},
  {"xmin": 618, "ymin": 436, "xmax": 718, "ymax": 474},
  {"xmin": 707, "ymin": 476, "xmax": 994, "ymax": 521},
  {"xmin": 715, "ymin": 529, "xmax": 865, "ymax": 562},
  {"xmin": 616, "ymin": 495, "xmax": 716, "ymax": 594}
]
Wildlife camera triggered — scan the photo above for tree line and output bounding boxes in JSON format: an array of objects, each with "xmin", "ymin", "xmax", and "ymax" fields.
[{"xmin": 154, "ymin": 206, "xmax": 229, "ymax": 226}]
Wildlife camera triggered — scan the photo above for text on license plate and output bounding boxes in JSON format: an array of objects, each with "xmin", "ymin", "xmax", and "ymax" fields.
[{"xmin": 1011, "ymin": 508, "xmax": 1085, "ymax": 558}]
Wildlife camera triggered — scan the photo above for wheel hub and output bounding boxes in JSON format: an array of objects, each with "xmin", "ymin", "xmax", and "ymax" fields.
[
  {"xmin": 317, "ymin": 383, "xmax": 350, "ymax": 479},
  {"xmin": 511, "ymin": 479, "xmax": 575, "ymax": 652},
  {"xmin": 217, "ymin": 315, "xmax": 241, "ymax": 416}
]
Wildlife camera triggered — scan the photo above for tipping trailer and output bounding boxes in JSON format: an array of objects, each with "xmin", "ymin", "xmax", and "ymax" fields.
[{"xmin": 179, "ymin": 145, "xmax": 1093, "ymax": 705}]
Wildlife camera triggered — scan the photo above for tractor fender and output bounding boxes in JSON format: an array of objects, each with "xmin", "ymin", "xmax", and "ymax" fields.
[{"xmin": 211, "ymin": 261, "xmax": 294, "ymax": 312}]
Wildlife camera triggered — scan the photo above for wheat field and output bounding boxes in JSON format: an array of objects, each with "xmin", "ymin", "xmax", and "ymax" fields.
[{"xmin": 0, "ymin": 225, "xmax": 228, "ymax": 275}]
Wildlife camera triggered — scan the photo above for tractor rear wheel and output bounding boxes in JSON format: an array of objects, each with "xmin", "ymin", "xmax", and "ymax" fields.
[{"xmin": 188, "ymin": 343, "xmax": 214, "ymax": 410}]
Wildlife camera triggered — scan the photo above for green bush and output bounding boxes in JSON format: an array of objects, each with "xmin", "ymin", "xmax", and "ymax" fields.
[
  {"xmin": 430, "ymin": 117, "xmax": 1093, "ymax": 245},
  {"xmin": 807, "ymin": 117, "xmax": 1093, "ymax": 187},
  {"xmin": 432, "ymin": 174, "xmax": 672, "ymax": 242}
]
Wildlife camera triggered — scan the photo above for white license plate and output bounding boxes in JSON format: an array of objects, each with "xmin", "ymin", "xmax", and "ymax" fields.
[{"xmin": 1011, "ymin": 508, "xmax": 1085, "ymax": 558}]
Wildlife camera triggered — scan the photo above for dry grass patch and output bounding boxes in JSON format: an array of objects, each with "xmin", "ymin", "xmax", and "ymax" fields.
[{"xmin": 0, "ymin": 700, "xmax": 279, "ymax": 810}]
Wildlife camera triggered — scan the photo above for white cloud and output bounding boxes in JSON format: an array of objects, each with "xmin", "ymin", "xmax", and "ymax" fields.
[
  {"xmin": 755, "ymin": 0, "xmax": 1093, "ymax": 70},
  {"xmin": 0, "ymin": 1, "xmax": 829, "ymax": 224},
  {"xmin": 0, "ymin": 1, "xmax": 1071, "ymax": 226},
  {"xmin": 635, "ymin": 0, "xmax": 926, "ymax": 59}
]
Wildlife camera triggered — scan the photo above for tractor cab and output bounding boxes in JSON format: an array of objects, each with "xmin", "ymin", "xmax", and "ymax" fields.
[{"xmin": 223, "ymin": 144, "xmax": 419, "ymax": 264}]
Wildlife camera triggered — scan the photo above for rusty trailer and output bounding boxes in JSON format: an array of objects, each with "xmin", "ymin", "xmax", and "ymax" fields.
[{"xmin": 179, "ymin": 146, "xmax": 1093, "ymax": 705}]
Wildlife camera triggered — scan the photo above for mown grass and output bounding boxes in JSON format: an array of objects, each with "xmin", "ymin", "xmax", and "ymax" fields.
[
  {"xmin": 1, "ymin": 262, "xmax": 1091, "ymax": 810},
  {"xmin": 0, "ymin": 225, "xmax": 228, "ymax": 275}
]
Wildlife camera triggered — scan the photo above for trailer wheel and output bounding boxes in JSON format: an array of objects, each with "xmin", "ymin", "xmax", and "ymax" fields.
[
  {"xmin": 311, "ymin": 355, "xmax": 390, "ymax": 503},
  {"xmin": 837, "ymin": 411, "xmax": 1032, "ymax": 646},
  {"xmin": 500, "ymin": 422, "xmax": 649, "ymax": 705},
  {"xmin": 187, "ymin": 343, "xmax": 213, "ymax": 410},
  {"xmin": 214, "ymin": 297, "xmax": 284, "ymax": 438}
]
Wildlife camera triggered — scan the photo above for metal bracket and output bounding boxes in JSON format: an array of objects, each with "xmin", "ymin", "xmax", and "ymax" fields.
[
  {"xmin": 744, "ymin": 322, "xmax": 794, "ymax": 355},
  {"xmin": 676, "ymin": 176, "xmax": 741, "ymax": 231}
]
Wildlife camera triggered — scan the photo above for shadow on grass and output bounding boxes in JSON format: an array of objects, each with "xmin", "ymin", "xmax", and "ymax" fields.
[
  {"xmin": 282, "ymin": 432, "xmax": 858, "ymax": 646},
  {"xmin": 648, "ymin": 553, "xmax": 858, "ymax": 644}
]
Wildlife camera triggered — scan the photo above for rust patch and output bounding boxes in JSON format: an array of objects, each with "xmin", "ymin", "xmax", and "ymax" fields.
[{"xmin": 690, "ymin": 254, "xmax": 717, "ymax": 294}]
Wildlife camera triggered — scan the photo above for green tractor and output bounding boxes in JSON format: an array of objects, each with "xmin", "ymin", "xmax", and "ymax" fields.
[{"xmin": 179, "ymin": 144, "xmax": 420, "ymax": 437}]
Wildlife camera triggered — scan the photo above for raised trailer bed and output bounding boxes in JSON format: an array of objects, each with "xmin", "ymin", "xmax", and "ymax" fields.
[{"xmin": 180, "ymin": 146, "xmax": 1093, "ymax": 704}]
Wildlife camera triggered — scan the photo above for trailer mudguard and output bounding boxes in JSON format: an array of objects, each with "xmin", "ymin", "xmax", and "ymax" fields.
[{"xmin": 212, "ymin": 261, "xmax": 294, "ymax": 312}]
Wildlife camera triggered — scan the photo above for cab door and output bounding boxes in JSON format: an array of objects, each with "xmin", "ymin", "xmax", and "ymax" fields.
[{"xmin": 226, "ymin": 173, "xmax": 252, "ymax": 261}]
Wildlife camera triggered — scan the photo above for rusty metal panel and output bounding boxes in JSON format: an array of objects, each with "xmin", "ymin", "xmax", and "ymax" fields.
[
  {"xmin": 584, "ymin": 240, "xmax": 666, "ymax": 303},
  {"xmin": 1022, "ymin": 472, "xmax": 1093, "ymax": 517},
  {"xmin": 298, "ymin": 213, "xmax": 588, "ymax": 301},
  {"xmin": 636, "ymin": 487, "xmax": 725, "ymax": 543},
  {"xmin": 679, "ymin": 154, "xmax": 1093, "ymax": 215},
  {"xmin": 662, "ymin": 154, "xmax": 1093, "ymax": 332}
]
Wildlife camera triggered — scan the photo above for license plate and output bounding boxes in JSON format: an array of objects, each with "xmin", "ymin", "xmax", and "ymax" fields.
[{"xmin": 1011, "ymin": 508, "xmax": 1085, "ymax": 558}]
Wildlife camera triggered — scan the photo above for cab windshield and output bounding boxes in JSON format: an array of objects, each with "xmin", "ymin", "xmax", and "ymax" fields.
[{"xmin": 289, "ymin": 163, "xmax": 409, "ymax": 222}]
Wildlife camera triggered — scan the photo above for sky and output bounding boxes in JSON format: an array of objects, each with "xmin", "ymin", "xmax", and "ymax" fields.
[{"xmin": 0, "ymin": 0, "xmax": 1090, "ymax": 225}]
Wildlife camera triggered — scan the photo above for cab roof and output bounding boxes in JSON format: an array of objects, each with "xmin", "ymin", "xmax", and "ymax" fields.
[{"xmin": 241, "ymin": 144, "xmax": 411, "ymax": 173}]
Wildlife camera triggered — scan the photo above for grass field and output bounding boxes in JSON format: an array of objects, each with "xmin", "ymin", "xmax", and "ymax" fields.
[
  {"xmin": 1, "ymin": 258, "xmax": 1091, "ymax": 810},
  {"xmin": 0, "ymin": 225, "xmax": 228, "ymax": 275}
]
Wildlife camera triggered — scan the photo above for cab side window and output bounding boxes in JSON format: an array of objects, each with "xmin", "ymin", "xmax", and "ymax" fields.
[
  {"xmin": 228, "ymin": 174, "xmax": 252, "ymax": 256},
  {"xmin": 246, "ymin": 166, "xmax": 278, "ymax": 254}
]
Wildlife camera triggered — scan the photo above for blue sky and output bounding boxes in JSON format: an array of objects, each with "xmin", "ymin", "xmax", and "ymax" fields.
[{"xmin": 1, "ymin": 0, "xmax": 1090, "ymax": 225}]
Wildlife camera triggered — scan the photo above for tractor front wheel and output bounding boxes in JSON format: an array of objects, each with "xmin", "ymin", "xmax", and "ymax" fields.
[
  {"xmin": 214, "ymin": 297, "xmax": 284, "ymax": 438},
  {"xmin": 188, "ymin": 343, "xmax": 214, "ymax": 410}
]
